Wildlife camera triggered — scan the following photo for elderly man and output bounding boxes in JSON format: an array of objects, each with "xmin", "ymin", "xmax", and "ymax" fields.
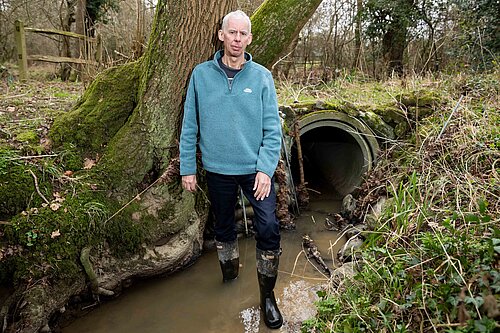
[{"xmin": 179, "ymin": 10, "xmax": 283, "ymax": 329}]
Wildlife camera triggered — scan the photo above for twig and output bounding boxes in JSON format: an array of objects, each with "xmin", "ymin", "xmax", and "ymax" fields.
[
  {"xmin": 306, "ymin": 187, "xmax": 322, "ymax": 194},
  {"xmin": 240, "ymin": 188, "xmax": 248, "ymax": 236},
  {"xmin": 271, "ymin": 49, "xmax": 295, "ymax": 70},
  {"xmin": 81, "ymin": 302, "xmax": 99, "ymax": 311},
  {"xmin": 437, "ymin": 95, "xmax": 464, "ymax": 140},
  {"xmin": 195, "ymin": 184, "xmax": 210, "ymax": 204},
  {"xmin": 277, "ymin": 269, "xmax": 328, "ymax": 281},
  {"xmin": 113, "ymin": 50, "xmax": 131, "ymax": 59},
  {"xmin": 27, "ymin": 170, "xmax": 50, "ymax": 204},
  {"xmin": 435, "ymin": 323, "xmax": 463, "ymax": 328},
  {"xmin": 1, "ymin": 92, "xmax": 30, "ymax": 99},
  {"xmin": 0, "ymin": 221, "xmax": 12, "ymax": 225},
  {"xmin": 103, "ymin": 177, "xmax": 162, "ymax": 224},
  {"xmin": 8, "ymin": 154, "xmax": 58, "ymax": 161}
]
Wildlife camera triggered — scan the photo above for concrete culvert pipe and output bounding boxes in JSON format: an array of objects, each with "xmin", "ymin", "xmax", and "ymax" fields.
[{"xmin": 290, "ymin": 112, "xmax": 379, "ymax": 197}]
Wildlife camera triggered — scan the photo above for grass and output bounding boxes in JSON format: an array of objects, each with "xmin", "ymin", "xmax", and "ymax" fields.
[
  {"xmin": 299, "ymin": 71, "xmax": 499, "ymax": 332},
  {"xmin": 0, "ymin": 65, "xmax": 83, "ymax": 156}
]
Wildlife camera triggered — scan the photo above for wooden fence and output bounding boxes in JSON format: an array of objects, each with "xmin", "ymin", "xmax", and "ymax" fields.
[{"xmin": 14, "ymin": 19, "xmax": 102, "ymax": 80}]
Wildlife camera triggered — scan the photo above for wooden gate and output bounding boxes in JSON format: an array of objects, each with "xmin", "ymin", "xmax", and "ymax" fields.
[{"xmin": 14, "ymin": 19, "xmax": 102, "ymax": 80}]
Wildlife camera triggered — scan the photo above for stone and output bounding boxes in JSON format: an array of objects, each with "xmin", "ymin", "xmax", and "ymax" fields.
[
  {"xmin": 341, "ymin": 194, "xmax": 357, "ymax": 217},
  {"xmin": 330, "ymin": 262, "xmax": 356, "ymax": 284},
  {"xmin": 344, "ymin": 224, "xmax": 368, "ymax": 239},
  {"xmin": 338, "ymin": 236, "xmax": 363, "ymax": 263},
  {"xmin": 369, "ymin": 196, "xmax": 387, "ymax": 217}
]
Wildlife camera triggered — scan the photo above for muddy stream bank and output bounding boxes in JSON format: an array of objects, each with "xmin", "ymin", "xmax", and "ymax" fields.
[{"xmin": 61, "ymin": 194, "xmax": 345, "ymax": 333}]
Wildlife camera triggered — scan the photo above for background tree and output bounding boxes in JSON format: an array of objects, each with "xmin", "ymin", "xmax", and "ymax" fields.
[
  {"xmin": 59, "ymin": 0, "xmax": 77, "ymax": 80},
  {"xmin": 236, "ymin": 0, "xmax": 264, "ymax": 15},
  {"xmin": 353, "ymin": 0, "xmax": 363, "ymax": 69},
  {"xmin": 449, "ymin": 0, "xmax": 500, "ymax": 69},
  {"xmin": 2, "ymin": 0, "xmax": 498, "ymax": 79},
  {"xmin": 364, "ymin": 0, "xmax": 418, "ymax": 75}
]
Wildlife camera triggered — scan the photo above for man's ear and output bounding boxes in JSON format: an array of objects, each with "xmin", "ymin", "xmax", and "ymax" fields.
[
  {"xmin": 218, "ymin": 29, "xmax": 224, "ymax": 42},
  {"xmin": 248, "ymin": 33, "xmax": 253, "ymax": 45}
]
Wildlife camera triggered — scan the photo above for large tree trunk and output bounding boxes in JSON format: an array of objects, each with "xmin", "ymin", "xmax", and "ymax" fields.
[
  {"xmin": 382, "ymin": 23, "xmax": 407, "ymax": 75},
  {"xmin": 249, "ymin": 0, "xmax": 323, "ymax": 68},
  {"xmin": 381, "ymin": 0, "xmax": 414, "ymax": 75},
  {"xmin": 5, "ymin": 1, "xmax": 324, "ymax": 331}
]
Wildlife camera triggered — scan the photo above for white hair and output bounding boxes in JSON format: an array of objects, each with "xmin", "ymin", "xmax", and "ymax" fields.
[{"xmin": 221, "ymin": 10, "xmax": 251, "ymax": 33}]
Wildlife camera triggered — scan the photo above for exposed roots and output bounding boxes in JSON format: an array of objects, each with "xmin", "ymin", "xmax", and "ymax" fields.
[{"xmin": 80, "ymin": 247, "xmax": 114, "ymax": 299}]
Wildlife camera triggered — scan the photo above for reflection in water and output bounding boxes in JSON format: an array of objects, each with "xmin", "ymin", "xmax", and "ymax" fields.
[{"xmin": 62, "ymin": 197, "xmax": 344, "ymax": 333}]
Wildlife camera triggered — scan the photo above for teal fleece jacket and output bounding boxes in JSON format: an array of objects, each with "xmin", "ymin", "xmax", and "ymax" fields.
[{"xmin": 180, "ymin": 51, "xmax": 282, "ymax": 178}]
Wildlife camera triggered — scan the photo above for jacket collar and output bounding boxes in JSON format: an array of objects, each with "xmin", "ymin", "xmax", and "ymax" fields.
[{"xmin": 213, "ymin": 50, "xmax": 252, "ymax": 69}]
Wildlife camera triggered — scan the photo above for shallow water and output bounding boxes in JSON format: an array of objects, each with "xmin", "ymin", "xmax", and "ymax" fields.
[{"xmin": 62, "ymin": 196, "xmax": 343, "ymax": 333}]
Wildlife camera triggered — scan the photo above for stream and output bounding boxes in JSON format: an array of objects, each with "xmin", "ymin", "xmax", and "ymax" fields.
[{"xmin": 61, "ymin": 194, "xmax": 345, "ymax": 333}]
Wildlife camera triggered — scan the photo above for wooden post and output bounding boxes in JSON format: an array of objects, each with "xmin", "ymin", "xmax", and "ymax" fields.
[
  {"xmin": 95, "ymin": 34, "xmax": 103, "ymax": 64},
  {"xmin": 294, "ymin": 121, "xmax": 305, "ymax": 186},
  {"xmin": 14, "ymin": 20, "xmax": 28, "ymax": 80},
  {"xmin": 75, "ymin": 0, "xmax": 86, "ymax": 79},
  {"xmin": 294, "ymin": 121, "xmax": 310, "ymax": 207}
]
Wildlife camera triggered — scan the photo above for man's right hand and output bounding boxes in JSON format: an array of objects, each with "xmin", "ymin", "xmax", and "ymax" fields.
[{"xmin": 182, "ymin": 175, "xmax": 197, "ymax": 192}]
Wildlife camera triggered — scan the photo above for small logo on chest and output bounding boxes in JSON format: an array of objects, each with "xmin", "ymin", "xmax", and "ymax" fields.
[{"xmin": 243, "ymin": 88, "xmax": 253, "ymax": 93}]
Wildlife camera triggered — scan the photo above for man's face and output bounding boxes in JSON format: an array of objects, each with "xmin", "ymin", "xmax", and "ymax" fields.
[{"xmin": 218, "ymin": 17, "xmax": 252, "ymax": 58}]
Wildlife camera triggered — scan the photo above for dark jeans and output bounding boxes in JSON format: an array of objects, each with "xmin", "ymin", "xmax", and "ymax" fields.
[{"xmin": 205, "ymin": 171, "xmax": 281, "ymax": 251}]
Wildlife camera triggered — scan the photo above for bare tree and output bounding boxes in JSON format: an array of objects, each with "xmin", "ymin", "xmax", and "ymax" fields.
[
  {"xmin": 59, "ymin": 0, "xmax": 77, "ymax": 80},
  {"xmin": 353, "ymin": 0, "xmax": 363, "ymax": 69}
]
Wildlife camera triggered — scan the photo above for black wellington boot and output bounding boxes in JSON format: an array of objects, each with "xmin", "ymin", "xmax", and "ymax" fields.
[
  {"xmin": 256, "ymin": 248, "xmax": 283, "ymax": 329},
  {"xmin": 216, "ymin": 240, "xmax": 239, "ymax": 282}
]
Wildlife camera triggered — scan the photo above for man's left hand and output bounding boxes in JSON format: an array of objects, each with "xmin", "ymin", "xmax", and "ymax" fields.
[{"xmin": 253, "ymin": 172, "xmax": 271, "ymax": 201}]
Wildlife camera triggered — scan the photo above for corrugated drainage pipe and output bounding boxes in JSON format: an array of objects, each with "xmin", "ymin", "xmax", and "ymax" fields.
[{"xmin": 290, "ymin": 112, "xmax": 379, "ymax": 197}]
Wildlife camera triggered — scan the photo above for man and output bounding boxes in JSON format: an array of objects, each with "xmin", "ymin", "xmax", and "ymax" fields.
[{"xmin": 179, "ymin": 10, "xmax": 283, "ymax": 329}]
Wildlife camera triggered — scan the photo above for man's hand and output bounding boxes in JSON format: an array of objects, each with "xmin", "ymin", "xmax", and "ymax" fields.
[
  {"xmin": 253, "ymin": 172, "xmax": 271, "ymax": 201},
  {"xmin": 182, "ymin": 175, "xmax": 197, "ymax": 192}
]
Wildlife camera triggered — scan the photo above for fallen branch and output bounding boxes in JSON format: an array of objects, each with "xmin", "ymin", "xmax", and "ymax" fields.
[
  {"xmin": 302, "ymin": 235, "xmax": 331, "ymax": 276},
  {"xmin": 27, "ymin": 170, "xmax": 50, "ymax": 204}
]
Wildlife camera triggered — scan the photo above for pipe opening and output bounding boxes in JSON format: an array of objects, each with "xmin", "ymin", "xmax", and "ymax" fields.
[{"xmin": 289, "ymin": 117, "xmax": 378, "ymax": 198}]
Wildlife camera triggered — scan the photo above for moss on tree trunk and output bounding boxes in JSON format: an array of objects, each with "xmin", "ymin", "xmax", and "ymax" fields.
[
  {"xmin": 249, "ymin": 0, "xmax": 323, "ymax": 68},
  {"xmin": 50, "ymin": 60, "xmax": 141, "ymax": 157}
]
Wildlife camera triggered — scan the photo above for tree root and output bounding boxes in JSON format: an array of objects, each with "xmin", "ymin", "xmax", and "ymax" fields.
[{"xmin": 80, "ymin": 247, "xmax": 114, "ymax": 298}]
